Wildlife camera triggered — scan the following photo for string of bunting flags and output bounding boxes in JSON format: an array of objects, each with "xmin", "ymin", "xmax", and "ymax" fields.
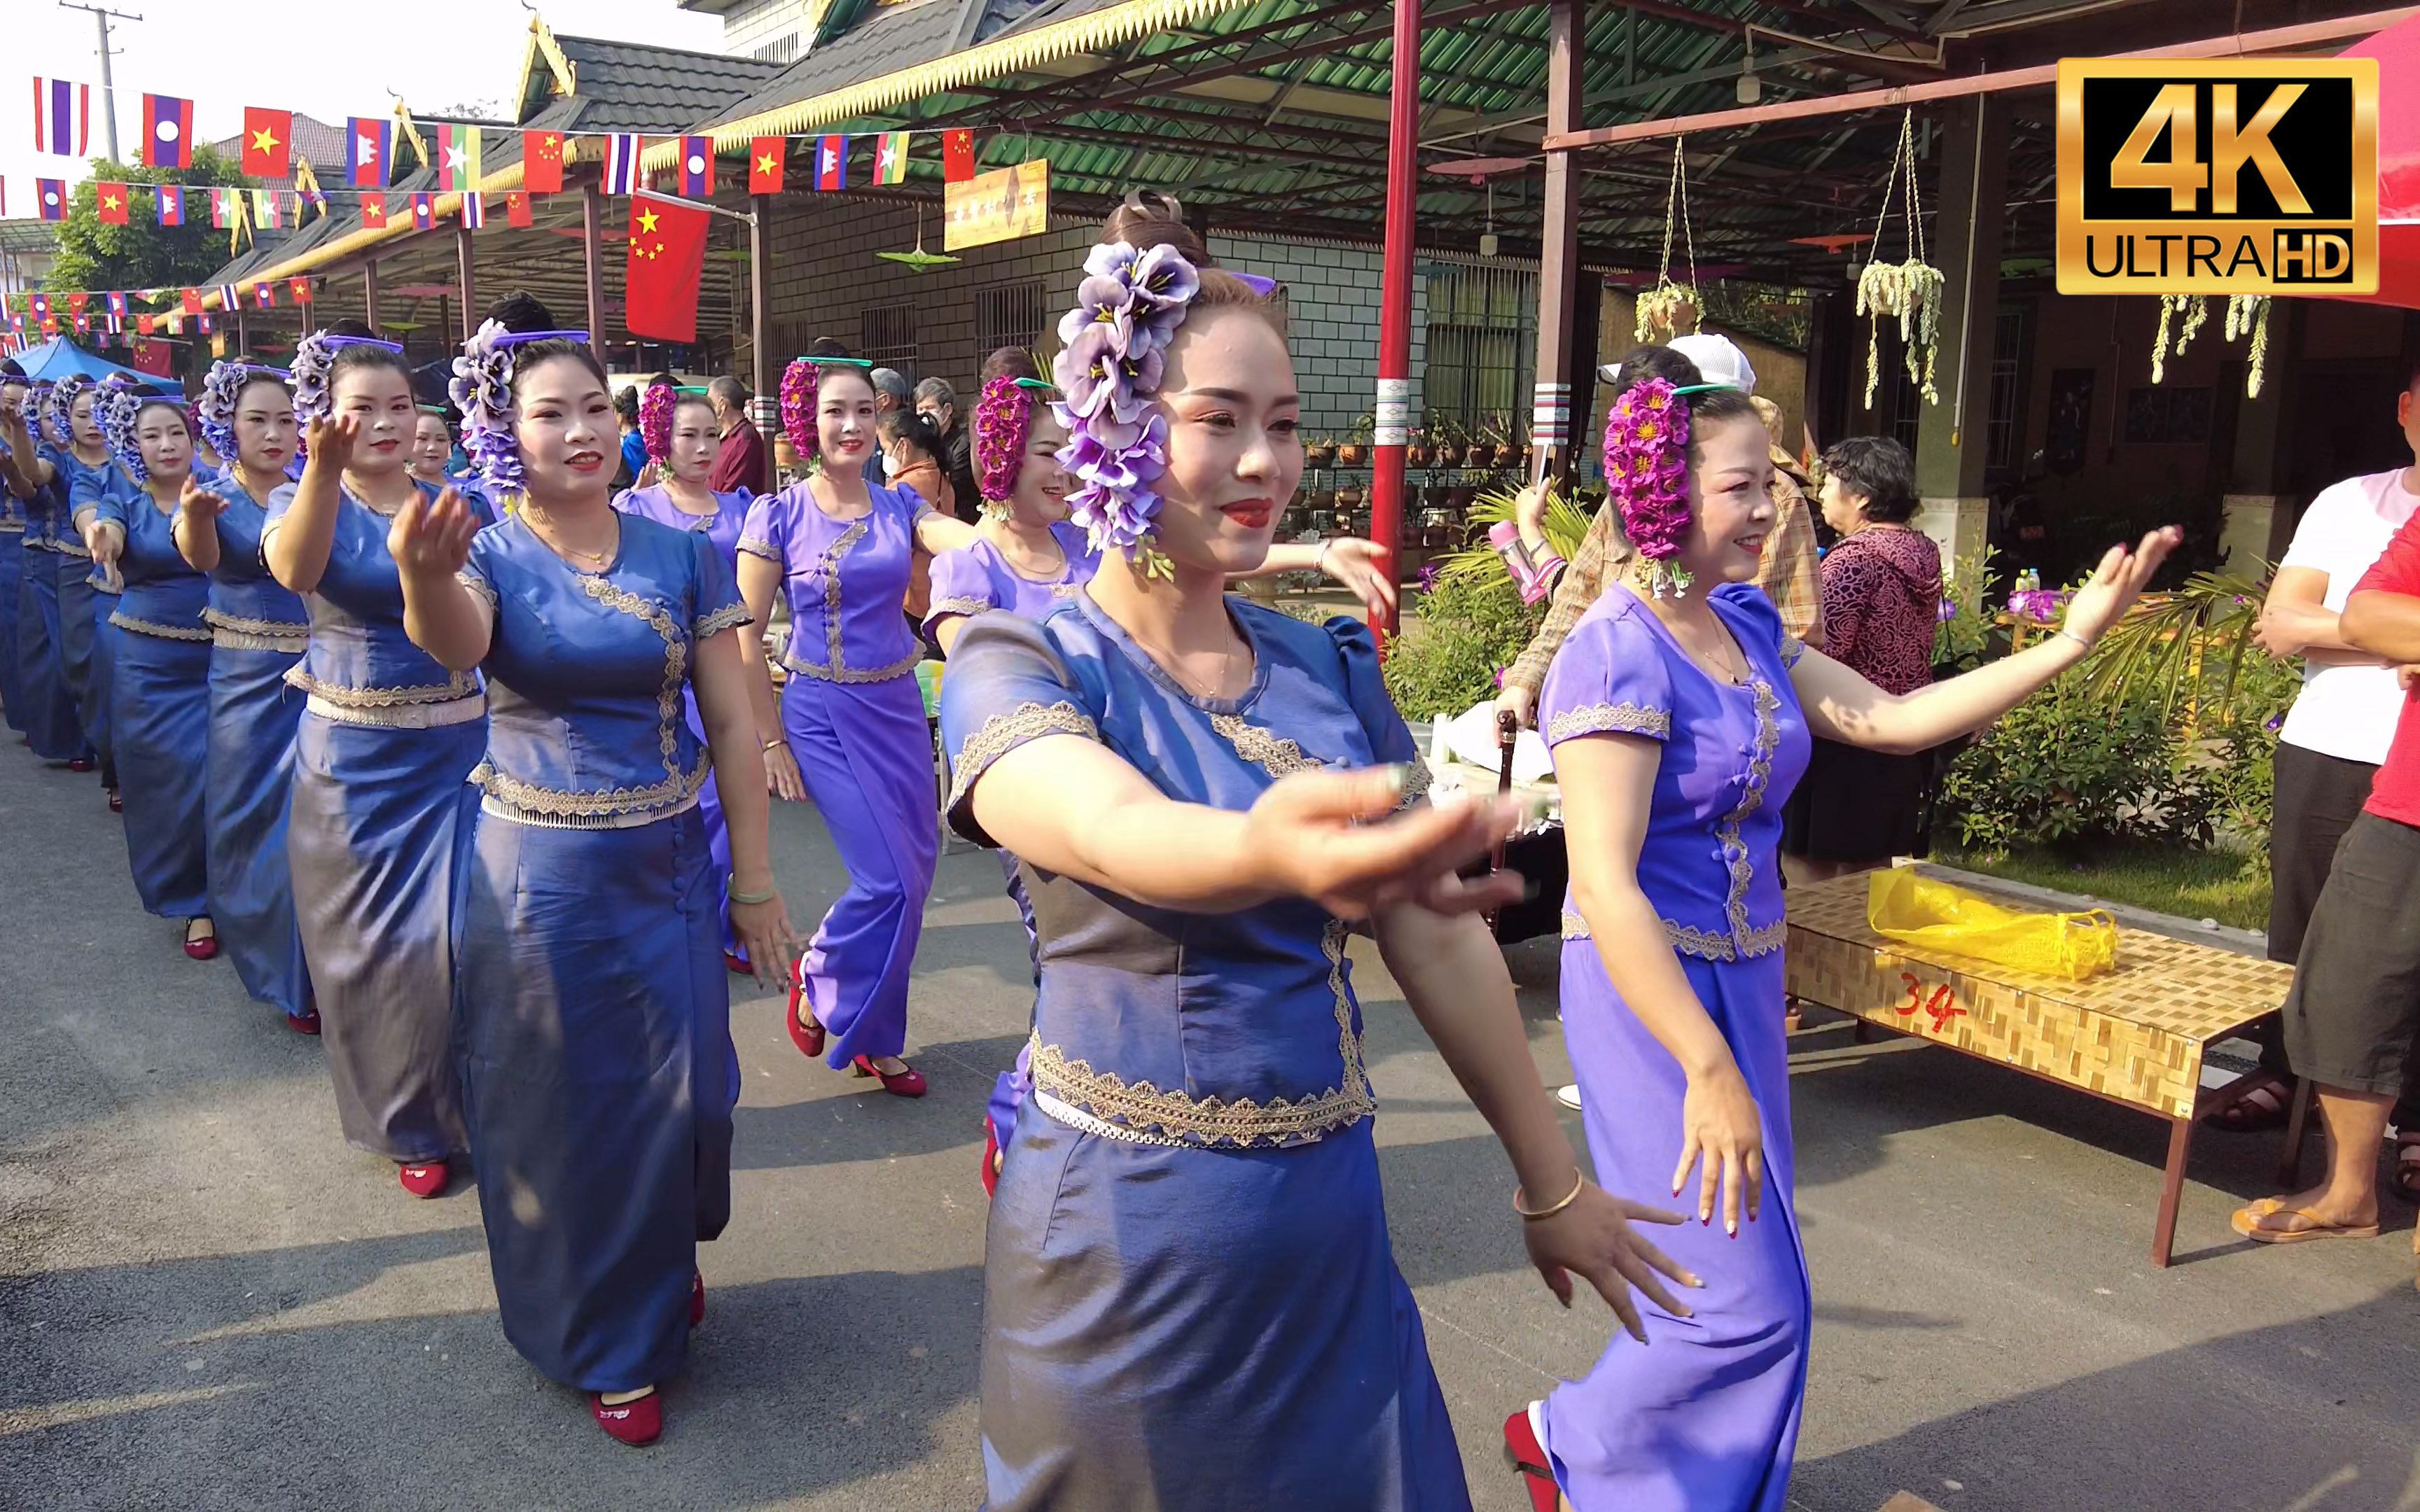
[{"xmin": 5, "ymin": 276, "xmax": 319, "ymax": 340}]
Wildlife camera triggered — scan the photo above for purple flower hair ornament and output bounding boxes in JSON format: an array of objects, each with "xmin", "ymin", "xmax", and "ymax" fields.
[
  {"xmin": 446, "ymin": 322, "xmax": 586, "ymax": 505},
  {"xmin": 1051, "ymin": 240, "xmax": 1200, "ymax": 576},
  {"xmin": 47, "ymin": 374, "xmax": 92, "ymax": 450},
  {"xmin": 198, "ymin": 360, "xmax": 289, "ymax": 467},
  {"xmin": 98, "ymin": 375, "xmax": 183, "ymax": 486},
  {"xmin": 638, "ymin": 378, "xmax": 676, "ymax": 465},
  {"xmin": 1601, "ymin": 377, "xmax": 1696, "ymax": 599}
]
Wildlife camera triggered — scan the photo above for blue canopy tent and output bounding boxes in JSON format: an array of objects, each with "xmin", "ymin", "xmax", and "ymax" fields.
[{"xmin": 10, "ymin": 337, "xmax": 172, "ymax": 391}]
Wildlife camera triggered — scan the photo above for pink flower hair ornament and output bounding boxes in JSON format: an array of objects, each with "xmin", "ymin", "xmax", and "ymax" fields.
[
  {"xmin": 638, "ymin": 379, "xmax": 676, "ymax": 465},
  {"xmin": 1050, "ymin": 241, "xmax": 1201, "ymax": 577},
  {"xmin": 779, "ymin": 356, "xmax": 873, "ymax": 468},
  {"xmin": 974, "ymin": 374, "xmax": 1056, "ymax": 519},
  {"xmin": 1601, "ymin": 376, "xmax": 1709, "ymax": 599}
]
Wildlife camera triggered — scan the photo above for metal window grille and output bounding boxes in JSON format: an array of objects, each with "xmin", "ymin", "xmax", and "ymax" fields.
[
  {"xmin": 1422, "ymin": 263, "xmax": 1536, "ymax": 433},
  {"xmin": 975, "ymin": 281, "xmax": 1051, "ymax": 363},
  {"xmin": 1985, "ymin": 304, "xmax": 2031, "ymax": 472},
  {"xmin": 860, "ymin": 302, "xmax": 918, "ymax": 381}
]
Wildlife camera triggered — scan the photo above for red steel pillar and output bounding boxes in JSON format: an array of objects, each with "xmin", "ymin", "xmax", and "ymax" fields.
[{"xmin": 1369, "ymin": 0, "xmax": 1421, "ymax": 645}]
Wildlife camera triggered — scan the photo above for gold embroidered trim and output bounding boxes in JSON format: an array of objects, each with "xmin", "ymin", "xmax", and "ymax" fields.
[
  {"xmin": 783, "ymin": 649, "xmax": 920, "ymax": 683},
  {"xmin": 1209, "ymin": 712, "xmax": 1323, "ymax": 778},
  {"xmin": 1394, "ymin": 755, "xmax": 1434, "ymax": 812},
  {"xmin": 578, "ymin": 573, "xmax": 687, "ymax": 789},
  {"xmin": 1737, "ymin": 917, "xmax": 1788, "ymax": 958},
  {"xmin": 57, "ymin": 542, "xmax": 91, "ymax": 560},
  {"xmin": 286, "ymin": 666, "xmax": 482, "ymax": 707},
  {"xmin": 202, "ymin": 608, "xmax": 310, "ymax": 638},
  {"xmin": 1031, "ymin": 1088, "xmax": 1194, "ymax": 1148},
  {"xmin": 694, "ymin": 601, "xmax": 752, "ymax": 638},
  {"xmin": 212, "ymin": 627, "xmax": 309, "ymax": 653},
  {"xmin": 821, "ymin": 518, "xmax": 865, "ymax": 671},
  {"xmin": 1715, "ymin": 679, "xmax": 1781, "ymax": 955},
  {"xmin": 926, "ymin": 594, "xmax": 993, "ymax": 619},
  {"xmin": 1562, "ymin": 909, "xmax": 1591, "ymax": 940},
  {"xmin": 947, "ymin": 700, "xmax": 1099, "ymax": 806},
  {"xmin": 0, "ymin": 522, "xmax": 22, "ymax": 533},
  {"xmin": 305, "ymin": 691, "xmax": 486, "ymax": 729},
  {"xmin": 737, "ymin": 535, "xmax": 780, "ymax": 560},
  {"xmin": 457, "ymin": 569, "xmax": 497, "ymax": 612},
  {"xmin": 1026, "ymin": 920, "xmax": 1372, "ymax": 1149},
  {"xmin": 1561, "ymin": 908, "xmax": 1775, "ymax": 962},
  {"xmin": 109, "ymin": 611, "xmax": 212, "ymax": 641},
  {"xmin": 1546, "ymin": 701, "xmax": 1670, "ymax": 741},
  {"xmin": 471, "ymin": 757, "xmax": 711, "ymax": 825},
  {"xmin": 1779, "ymin": 634, "xmax": 1807, "ymax": 668}
]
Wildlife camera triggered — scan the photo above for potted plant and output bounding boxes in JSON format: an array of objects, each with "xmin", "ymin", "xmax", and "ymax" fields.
[
  {"xmin": 1335, "ymin": 484, "xmax": 1365, "ymax": 510},
  {"xmin": 1406, "ymin": 429, "xmax": 1432, "ymax": 469},
  {"xmin": 1337, "ymin": 412, "xmax": 1374, "ymax": 468},
  {"xmin": 1304, "ymin": 433, "xmax": 1336, "ymax": 468},
  {"xmin": 1431, "ymin": 414, "xmax": 1465, "ymax": 468}
]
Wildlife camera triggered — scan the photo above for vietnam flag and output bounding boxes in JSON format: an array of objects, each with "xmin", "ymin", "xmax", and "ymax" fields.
[
  {"xmin": 524, "ymin": 130, "xmax": 564, "ymax": 194},
  {"xmin": 506, "ymin": 191, "xmax": 533, "ymax": 227},
  {"xmin": 360, "ymin": 192, "xmax": 389, "ymax": 230},
  {"xmin": 155, "ymin": 183, "xmax": 185, "ymax": 227},
  {"xmin": 678, "ymin": 135, "xmax": 714, "ymax": 197},
  {"xmin": 749, "ymin": 137, "xmax": 785, "ymax": 195},
  {"xmin": 624, "ymin": 192, "xmax": 710, "ymax": 344},
  {"xmin": 943, "ymin": 128, "xmax": 976, "ymax": 183},
  {"xmin": 142, "ymin": 94, "xmax": 194, "ymax": 169},
  {"xmin": 347, "ymin": 116, "xmax": 391, "ymax": 188},
  {"xmin": 242, "ymin": 107, "xmax": 293, "ymax": 177},
  {"xmin": 96, "ymin": 183, "xmax": 129, "ymax": 225},
  {"xmin": 289, "ymin": 277, "xmax": 312, "ymax": 304}
]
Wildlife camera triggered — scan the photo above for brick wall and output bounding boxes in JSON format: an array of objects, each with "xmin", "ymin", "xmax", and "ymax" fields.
[{"xmin": 757, "ymin": 197, "xmax": 1420, "ymax": 436}]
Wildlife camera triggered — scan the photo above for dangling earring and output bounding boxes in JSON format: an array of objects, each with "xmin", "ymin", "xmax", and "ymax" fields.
[{"xmin": 1641, "ymin": 556, "xmax": 1694, "ymax": 600}]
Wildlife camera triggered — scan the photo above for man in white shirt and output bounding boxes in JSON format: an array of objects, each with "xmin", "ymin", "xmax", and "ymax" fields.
[{"xmin": 2237, "ymin": 356, "xmax": 2420, "ymax": 1200}]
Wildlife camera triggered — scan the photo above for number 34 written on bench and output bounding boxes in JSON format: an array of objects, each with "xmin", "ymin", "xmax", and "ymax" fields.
[{"xmin": 1894, "ymin": 974, "xmax": 1968, "ymax": 1032}]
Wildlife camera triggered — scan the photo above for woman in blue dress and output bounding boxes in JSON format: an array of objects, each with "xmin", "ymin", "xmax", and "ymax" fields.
[
  {"xmin": 1515, "ymin": 377, "xmax": 2179, "ymax": 1512},
  {"xmin": 389, "ymin": 302, "xmax": 799, "ymax": 1446},
  {"xmin": 64, "ymin": 376, "xmax": 130, "ymax": 806},
  {"xmin": 0, "ymin": 364, "xmax": 25, "ymax": 732},
  {"xmin": 617, "ymin": 377, "xmax": 756, "ymax": 969},
  {"xmin": 81, "ymin": 386, "xmax": 216, "ymax": 958},
  {"xmin": 176, "ymin": 361, "xmax": 317, "ymax": 1030},
  {"xmin": 940, "ymin": 195, "xmax": 1696, "ymax": 1511},
  {"xmin": 0, "ymin": 378, "xmax": 87, "ymax": 764},
  {"xmin": 265, "ymin": 323, "xmax": 496, "ymax": 1200}
]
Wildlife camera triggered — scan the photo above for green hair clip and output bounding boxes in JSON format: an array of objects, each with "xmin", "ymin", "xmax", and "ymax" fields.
[
  {"xmin": 1671, "ymin": 382, "xmax": 1743, "ymax": 398},
  {"xmin": 1012, "ymin": 377, "xmax": 1057, "ymax": 396},
  {"xmin": 795, "ymin": 356, "xmax": 874, "ymax": 370}
]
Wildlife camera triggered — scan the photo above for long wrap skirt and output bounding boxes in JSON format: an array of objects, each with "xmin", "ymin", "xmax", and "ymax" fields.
[
  {"xmin": 0, "ymin": 532, "xmax": 21, "ymax": 732},
  {"xmin": 1541, "ymin": 947, "xmax": 1809, "ymax": 1512},
  {"xmin": 14, "ymin": 546, "xmax": 83, "ymax": 760},
  {"xmin": 457, "ymin": 806, "xmax": 736, "ymax": 1392},
  {"xmin": 980, "ymin": 1114, "xmax": 1471, "ymax": 1511},
  {"xmin": 109, "ymin": 626, "xmax": 211, "ymax": 918},
  {"xmin": 288, "ymin": 708, "xmax": 481, "ymax": 1163},
  {"xmin": 207, "ymin": 643, "xmax": 312, "ymax": 1018},
  {"xmin": 57, "ymin": 561, "xmax": 113, "ymax": 783},
  {"xmin": 781, "ymin": 671, "xmax": 937, "ymax": 1068}
]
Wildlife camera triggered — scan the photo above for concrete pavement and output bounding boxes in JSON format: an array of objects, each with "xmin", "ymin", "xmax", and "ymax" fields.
[{"xmin": 2, "ymin": 746, "xmax": 2414, "ymax": 1511}]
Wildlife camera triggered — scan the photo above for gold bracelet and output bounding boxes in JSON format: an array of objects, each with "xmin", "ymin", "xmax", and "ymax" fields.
[
  {"xmin": 1512, "ymin": 1168, "xmax": 1587, "ymax": 1221},
  {"xmin": 728, "ymin": 878, "xmax": 776, "ymax": 906},
  {"xmin": 761, "ymin": 736, "xmax": 788, "ymax": 752}
]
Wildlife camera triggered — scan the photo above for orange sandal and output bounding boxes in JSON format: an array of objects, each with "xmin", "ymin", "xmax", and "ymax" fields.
[{"xmin": 2230, "ymin": 1198, "xmax": 2380, "ymax": 1244}]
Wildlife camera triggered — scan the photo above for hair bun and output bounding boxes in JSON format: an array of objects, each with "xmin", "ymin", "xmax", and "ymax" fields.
[
  {"xmin": 485, "ymin": 291, "xmax": 557, "ymax": 335},
  {"xmin": 980, "ymin": 346, "xmax": 1039, "ymax": 386},
  {"xmin": 1101, "ymin": 190, "xmax": 1209, "ymax": 264},
  {"xmin": 324, "ymin": 317, "xmax": 378, "ymax": 341}
]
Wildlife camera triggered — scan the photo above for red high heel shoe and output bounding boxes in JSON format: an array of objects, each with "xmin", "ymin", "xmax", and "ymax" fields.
[
  {"xmin": 852, "ymin": 1055, "xmax": 926, "ymax": 1098},
  {"xmin": 286, "ymin": 1009, "xmax": 323, "ymax": 1036},
  {"xmin": 689, "ymin": 1269, "xmax": 704, "ymax": 1329},
  {"xmin": 589, "ymin": 1389, "xmax": 661, "ymax": 1446},
  {"xmin": 107, "ymin": 790, "xmax": 122, "ymax": 813},
  {"xmin": 66, "ymin": 756, "xmax": 94, "ymax": 773},
  {"xmin": 398, "ymin": 1159, "xmax": 448, "ymax": 1198},
  {"xmin": 785, "ymin": 969, "xmax": 825, "ymax": 1060},
  {"xmin": 723, "ymin": 950, "xmax": 751, "ymax": 976},
  {"xmin": 980, "ymin": 1121, "xmax": 1001, "ymax": 1198},
  {"xmin": 1503, "ymin": 1407, "xmax": 1561, "ymax": 1512},
  {"xmin": 183, "ymin": 923, "xmax": 218, "ymax": 961}
]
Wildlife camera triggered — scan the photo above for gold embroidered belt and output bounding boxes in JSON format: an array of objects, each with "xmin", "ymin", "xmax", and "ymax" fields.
[
  {"xmin": 1561, "ymin": 909, "xmax": 1788, "ymax": 962},
  {"xmin": 108, "ymin": 611, "xmax": 212, "ymax": 642},
  {"xmin": 305, "ymin": 690, "xmax": 486, "ymax": 729}
]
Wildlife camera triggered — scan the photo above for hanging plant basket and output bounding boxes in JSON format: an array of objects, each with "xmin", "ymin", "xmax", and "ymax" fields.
[
  {"xmin": 1857, "ymin": 111, "xmax": 1947, "ymax": 411},
  {"xmin": 1635, "ymin": 137, "xmax": 1702, "ymax": 342},
  {"xmin": 2146, "ymin": 293, "xmax": 2270, "ymax": 397}
]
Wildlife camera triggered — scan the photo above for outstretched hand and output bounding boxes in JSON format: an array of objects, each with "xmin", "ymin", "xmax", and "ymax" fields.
[
  {"xmin": 1523, "ymin": 1182, "xmax": 1696, "ymax": 1344},
  {"xmin": 2060, "ymin": 526, "xmax": 2182, "ymax": 646},
  {"xmin": 388, "ymin": 487, "xmax": 480, "ymax": 579},
  {"xmin": 178, "ymin": 475, "xmax": 225, "ymax": 526},
  {"xmin": 305, "ymin": 413, "xmax": 359, "ymax": 475},
  {"xmin": 1242, "ymin": 764, "xmax": 1527, "ymax": 920},
  {"xmin": 1316, "ymin": 537, "xmax": 1398, "ymax": 621}
]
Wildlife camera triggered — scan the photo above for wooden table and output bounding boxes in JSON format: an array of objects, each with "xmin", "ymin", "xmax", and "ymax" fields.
[{"xmin": 1783, "ymin": 868, "xmax": 2304, "ymax": 1266}]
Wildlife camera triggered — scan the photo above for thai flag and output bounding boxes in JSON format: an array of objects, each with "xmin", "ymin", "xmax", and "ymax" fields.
[
  {"xmin": 142, "ymin": 94, "xmax": 194, "ymax": 170},
  {"xmin": 36, "ymin": 179, "xmax": 67, "ymax": 222},
  {"xmin": 604, "ymin": 135, "xmax": 641, "ymax": 195},
  {"xmin": 679, "ymin": 135, "xmax": 714, "ymax": 197},
  {"xmin": 816, "ymin": 135, "xmax": 847, "ymax": 191},
  {"xmin": 155, "ymin": 184, "xmax": 184, "ymax": 226},
  {"xmin": 104, "ymin": 313, "xmax": 122, "ymax": 335},
  {"xmin": 460, "ymin": 192, "xmax": 485, "ymax": 229},
  {"xmin": 32, "ymin": 79, "xmax": 89, "ymax": 157},
  {"xmin": 217, "ymin": 284, "xmax": 239, "ymax": 310}
]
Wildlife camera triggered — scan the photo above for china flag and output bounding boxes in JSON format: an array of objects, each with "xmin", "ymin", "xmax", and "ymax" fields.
[
  {"xmin": 506, "ymin": 191, "xmax": 534, "ymax": 228},
  {"xmin": 943, "ymin": 128, "xmax": 976, "ymax": 183},
  {"xmin": 137, "ymin": 314, "xmax": 155, "ymax": 335},
  {"xmin": 749, "ymin": 136, "xmax": 784, "ymax": 194},
  {"xmin": 242, "ymin": 107, "xmax": 293, "ymax": 178},
  {"xmin": 96, "ymin": 182, "xmax": 129, "ymax": 225},
  {"xmin": 624, "ymin": 192, "xmax": 709, "ymax": 344},
  {"xmin": 524, "ymin": 130, "xmax": 565, "ymax": 194}
]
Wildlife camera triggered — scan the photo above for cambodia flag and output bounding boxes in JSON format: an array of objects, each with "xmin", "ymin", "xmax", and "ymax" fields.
[
  {"xmin": 410, "ymin": 193, "xmax": 435, "ymax": 231},
  {"xmin": 106, "ymin": 291, "xmax": 127, "ymax": 318},
  {"xmin": 347, "ymin": 117, "xmax": 391, "ymax": 188},
  {"xmin": 96, "ymin": 183, "xmax": 129, "ymax": 225},
  {"xmin": 155, "ymin": 184, "xmax": 185, "ymax": 227},
  {"xmin": 32, "ymin": 79, "xmax": 89, "ymax": 157},
  {"xmin": 679, "ymin": 135, "xmax": 714, "ymax": 197},
  {"xmin": 816, "ymin": 135, "xmax": 847, "ymax": 192},
  {"xmin": 749, "ymin": 137, "xmax": 784, "ymax": 195},
  {"xmin": 36, "ymin": 179, "xmax": 67, "ymax": 222},
  {"xmin": 143, "ymin": 94, "xmax": 194, "ymax": 170},
  {"xmin": 242, "ymin": 107, "xmax": 293, "ymax": 178},
  {"xmin": 506, "ymin": 191, "xmax": 533, "ymax": 228},
  {"xmin": 524, "ymin": 130, "xmax": 564, "ymax": 195},
  {"xmin": 625, "ymin": 192, "xmax": 709, "ymax": 343}
]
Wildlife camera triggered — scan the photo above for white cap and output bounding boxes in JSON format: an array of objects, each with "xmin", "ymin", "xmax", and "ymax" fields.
[{"xmin": 1667, "ymin": 332, "xmax": 1757, "ymax": 396}]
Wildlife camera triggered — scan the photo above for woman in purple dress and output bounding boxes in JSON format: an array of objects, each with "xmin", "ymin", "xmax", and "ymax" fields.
[
  {"xmin": 1512, "ymin": 377, "xmax": 2178, "ymax": 1512},
  {"xmin": 618, "ymin": 377, "xmax": 757, "ymax": 968}
]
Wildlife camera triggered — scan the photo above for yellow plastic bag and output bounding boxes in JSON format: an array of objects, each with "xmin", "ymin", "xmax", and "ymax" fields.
[{"xmin": 1865, "ymin": 869, "xmax": 2118, "ymax": 981}]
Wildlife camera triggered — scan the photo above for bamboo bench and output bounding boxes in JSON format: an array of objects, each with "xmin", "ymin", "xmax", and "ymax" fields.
[{"xmin": 1783, "ymin": 866, "xmax": 2304, "ymax": 1266}]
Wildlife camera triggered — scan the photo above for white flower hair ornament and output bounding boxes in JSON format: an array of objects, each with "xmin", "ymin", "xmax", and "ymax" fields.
[
  {"xmin": 448, "ymin": 320, "xmax": 590, "ymax": 505},
  {"xmin": 1050, "ymin": 241, "xmax": 1202, "ymax": 580},
  {"xmin": 288, "ymin": 328, "xmax": 403, "ymax": 460}
]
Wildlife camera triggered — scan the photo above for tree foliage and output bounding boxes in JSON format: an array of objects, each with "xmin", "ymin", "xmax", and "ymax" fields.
[{"xmin": 45, "ymin": 149, "xmax": 255, "ymax": 299}]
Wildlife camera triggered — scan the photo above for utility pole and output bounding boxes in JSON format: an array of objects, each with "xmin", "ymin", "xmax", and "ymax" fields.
[{"xmin": 59, "ymin": 3, "xmax": 141, "ymax": 164}]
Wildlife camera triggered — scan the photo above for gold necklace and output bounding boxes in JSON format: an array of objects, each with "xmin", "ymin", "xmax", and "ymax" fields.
[{"xmin": 524, "ymin": 508, "xmax": 618, "ymax": 570}]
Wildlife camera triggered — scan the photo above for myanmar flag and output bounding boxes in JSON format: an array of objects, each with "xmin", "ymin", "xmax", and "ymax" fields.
[{"xmin": 437, "ymin": 124, "xmax": 482, "ymax": 192}]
